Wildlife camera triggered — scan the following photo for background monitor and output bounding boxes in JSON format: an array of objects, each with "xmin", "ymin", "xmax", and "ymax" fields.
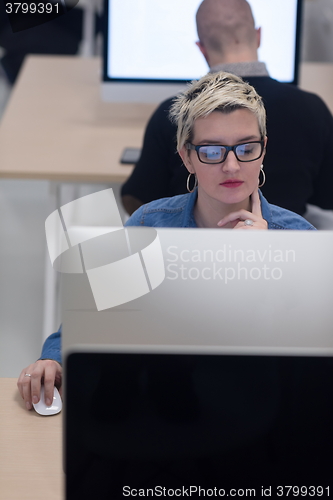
[{"xmin": 102, "ymin": 0, "xmax": 303, "ymax": 103}]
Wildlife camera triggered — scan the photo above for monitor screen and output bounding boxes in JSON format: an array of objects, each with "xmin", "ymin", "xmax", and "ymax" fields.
[
  {"xmin": 102, "ymin": 0, "xmax": 302, "ymax": 102},
  {"xmin": 65, "ymin": 350, "xmax": 333, "ymax": 499}
]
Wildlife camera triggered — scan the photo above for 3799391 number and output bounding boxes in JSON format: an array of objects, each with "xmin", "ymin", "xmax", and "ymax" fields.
[
  {"xmin": 277, "ymin": 486, "xmax": 330, "ymax": 497},
  {"xmin": 5, "ymin": 2, "xmax": 59, "ymax": 14}
]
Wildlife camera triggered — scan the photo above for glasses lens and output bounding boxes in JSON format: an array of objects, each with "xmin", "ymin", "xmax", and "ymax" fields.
[
  {"xmin": 235, "ymin": 142, "xmax": 262, "ymax": 162},
  {"xmin": 198, "ymin": 146, "xmax": 225, "ymax": 163}
]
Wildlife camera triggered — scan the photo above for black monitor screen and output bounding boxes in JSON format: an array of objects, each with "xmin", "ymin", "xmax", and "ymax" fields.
[{"xmin": 65, "ymin": 351, "xmax": 333, "ymax": 499}]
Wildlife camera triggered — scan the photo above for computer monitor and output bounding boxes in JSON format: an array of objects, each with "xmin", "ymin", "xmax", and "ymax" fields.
[
  {"xmin": 63, "ymin": 227, "xmax": 333, "ymax": 496},
  {"xmin": 102, "ymin": 0, "xmax": 303, "ymax": 103},
  {"xmin": 65, "ymin": 347, "xmax": 333, "ymax": 498},
  {"xmin": 61, "ymin": 227, "xmax": 333, "ymax": 357}
]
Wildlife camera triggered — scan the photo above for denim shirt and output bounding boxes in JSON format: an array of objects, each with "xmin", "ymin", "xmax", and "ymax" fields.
[
  {"xmin": 125, "ymin": 189, "xmax": 316, "ymax": 230},
  {"xmin": 40, "ymin": 189, "xmax": 315, "ymax": 362}
]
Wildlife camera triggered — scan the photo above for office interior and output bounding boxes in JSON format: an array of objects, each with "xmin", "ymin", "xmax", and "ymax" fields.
[
  {"xmin": 2, "ymin": 2, "xmax": 333, "ymax": 499},
  {"xmin": 1, "ymin": 0, "xmax": 333, "ymax": 380}
]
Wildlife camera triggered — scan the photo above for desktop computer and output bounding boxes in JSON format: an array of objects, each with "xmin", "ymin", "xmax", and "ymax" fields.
[{"xmin": 62, "ymin": 228, "xmax": 333, "ymax": 498}]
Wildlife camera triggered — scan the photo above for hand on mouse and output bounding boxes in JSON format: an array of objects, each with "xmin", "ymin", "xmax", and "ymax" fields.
[
  {"xmin": 17, "ymin": 359, "xmax": 62, "ymax": 411},
  {"xmin": 217, "ymin": 189, "xmax": 268, "ymax": 230}
]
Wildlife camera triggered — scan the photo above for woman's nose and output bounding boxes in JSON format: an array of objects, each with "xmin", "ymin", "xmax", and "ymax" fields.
[{"xmin": 222, "ymin": 151, "xmax": 241, "ymax": 172}]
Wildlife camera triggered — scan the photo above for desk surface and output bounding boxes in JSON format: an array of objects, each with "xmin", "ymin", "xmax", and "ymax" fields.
[
  {"xmin": 0, "ymin": 378, "xmax": 63, "ymax": 500},
  {"xmin": 0, "ymin": 56, "xmax": 156, "ymax": 183},
  {"xmin": 0, "ymin": 57, "xmax": 333, "ymax": 184}
]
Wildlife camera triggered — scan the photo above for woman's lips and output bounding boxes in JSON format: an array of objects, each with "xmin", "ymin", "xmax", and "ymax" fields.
[{"xmin": 220, "ymin": 180, "xmax": 244, "ymax": 188}]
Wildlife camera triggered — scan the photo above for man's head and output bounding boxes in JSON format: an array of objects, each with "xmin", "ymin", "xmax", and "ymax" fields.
[
  {"xmin": 196, "ymin": 0, "xmax": 260, "ymax": 67},
  {"xmin": 169, "ymin": 71, "xmax": 266, "ymax": 151}
]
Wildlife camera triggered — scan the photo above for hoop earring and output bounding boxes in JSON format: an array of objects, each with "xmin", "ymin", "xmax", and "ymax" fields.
[
  {"xmin": 258, "ymin": 165, "xmax": 266, "ymax": 188},
  {"xmin": 187, "ymin": 173, "xmax": 198, "ymax": 193}
]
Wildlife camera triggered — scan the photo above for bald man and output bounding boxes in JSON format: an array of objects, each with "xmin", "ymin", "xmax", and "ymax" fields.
[
  {"xmin": 121, "ymin": 0, "xmax": 333, "ymax": 217},
  {"xmin": 196, "ymin": 0, "xmax": 260, "ymax": 66}
]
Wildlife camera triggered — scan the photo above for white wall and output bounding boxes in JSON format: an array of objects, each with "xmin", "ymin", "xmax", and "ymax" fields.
[{"xmin": 302, "ymin": 0, "xmax": 333, "ymax": 62}]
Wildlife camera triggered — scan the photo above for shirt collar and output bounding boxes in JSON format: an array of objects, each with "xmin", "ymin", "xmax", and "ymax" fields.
[
  {"xmin": 183, "ymin": 189, "xmax": 198, "ymax": 227},
  {"xmin": 209, "ymin": 61, "xmax": 270, "ymax": 78},
  {"xmin": 258, "ymin": 190, "xmax": 272, "ymax": 225}
]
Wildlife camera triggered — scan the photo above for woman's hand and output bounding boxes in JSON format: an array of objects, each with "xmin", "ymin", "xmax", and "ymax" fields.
[
  {"xmin": 217, "ymin": 189, "xmax": 268, "ymax": 230},
  {"xmin": 17, "ymin": 359, "xmax": 62, "ymax": 411}
]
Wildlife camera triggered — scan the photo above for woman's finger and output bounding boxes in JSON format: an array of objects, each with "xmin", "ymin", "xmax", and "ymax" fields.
[
  {"xmin": 17, "ymin": 364, "xmax": 34, "ymax": 397},
  {"xmin": 233, "ymin": 218, "xmax": 268, "ymax": 230},
  {"xmin": 20, "ymin": 365, "xmax": 36, "ymax": 410},
  {"xmin": 43, "ymin": 361, "xmax": 62, "ymax": 407},
  {"xmin": 217, "ymin": 209, "xmax": 258, "ymax": 227},
  {"xmin": 17, "ymin": 360, "xmax": 63, "ymax": 411},
  {"xmin": 233, "ymin": 220, "xmax": 254, "ymax": 230},
  {"xmin": 17, "ymin": 368, "xmax": 27, "ymax": 399},
  {"xmin": 30, "ymin": 362, "xmax": 47, "ymax": 405},
  {"xmin": 251, "ymin": 188, "xmax": 262, "ymax": 217}
]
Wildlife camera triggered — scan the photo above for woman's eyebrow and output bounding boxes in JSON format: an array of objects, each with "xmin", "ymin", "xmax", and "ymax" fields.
[{"xmin": 195, "ymin": 135, "xmax": 260, "ymax": 144}]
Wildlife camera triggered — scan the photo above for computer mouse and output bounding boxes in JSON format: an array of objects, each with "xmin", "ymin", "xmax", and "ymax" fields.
[{"xmin": 33, "ymin": 386, "xmax": 62, "ymax": 416}]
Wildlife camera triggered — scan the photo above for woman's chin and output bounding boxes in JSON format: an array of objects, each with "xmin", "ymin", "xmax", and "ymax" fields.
[
  {"xmin": 217, "ymin": 192, "xmax": 250, "ymax": 206},
  {"xmin": 199, "ymin": 185, "xmax": 252, "ymax": 207}
]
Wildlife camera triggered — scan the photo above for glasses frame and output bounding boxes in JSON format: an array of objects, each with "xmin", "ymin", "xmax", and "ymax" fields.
[{"xmin": 186, "ymin": 140, "xmax": 265, "ymax": 164}]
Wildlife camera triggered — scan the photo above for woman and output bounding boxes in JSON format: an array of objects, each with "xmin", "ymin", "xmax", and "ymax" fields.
[
  {"xmin": 126, "ymin": 71, "xmax": 314, "ymax": 231},
  {"xmin": 17, "ymin": 72, "xmax": 315, "ymax": 411}
]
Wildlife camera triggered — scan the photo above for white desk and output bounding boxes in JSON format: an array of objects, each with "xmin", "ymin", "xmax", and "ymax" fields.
[{"xmin": 0, "ymin": 55, "xmax": 156, "ymax": 182}]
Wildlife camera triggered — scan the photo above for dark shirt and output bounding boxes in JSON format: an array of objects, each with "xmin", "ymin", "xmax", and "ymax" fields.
[{"xmin": 121, "ymin": 76, "xmax": 333, "ymax": 215}]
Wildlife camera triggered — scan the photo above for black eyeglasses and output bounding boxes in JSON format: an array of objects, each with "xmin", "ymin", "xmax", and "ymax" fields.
[{"xmin": 186, "ymin": 141, "xmax": 265, "ymax": 164}]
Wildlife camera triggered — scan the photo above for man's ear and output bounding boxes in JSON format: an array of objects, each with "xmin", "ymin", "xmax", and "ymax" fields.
[
  {"xmin": 196, "ymin": 40, "xmax": 209, "ymax": 64},
  {"xmin": 179, "ymin": 146, "xmax": 195, "ymax": 174},
  {"xmin": 256, "ymin": 27, "xmax": 261, "ymax": 49}
]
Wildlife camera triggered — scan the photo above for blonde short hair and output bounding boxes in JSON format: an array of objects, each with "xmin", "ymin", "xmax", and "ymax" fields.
[{"xmin": 169, "ymin": 71, "xmax": 266, "ymax": 151}]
